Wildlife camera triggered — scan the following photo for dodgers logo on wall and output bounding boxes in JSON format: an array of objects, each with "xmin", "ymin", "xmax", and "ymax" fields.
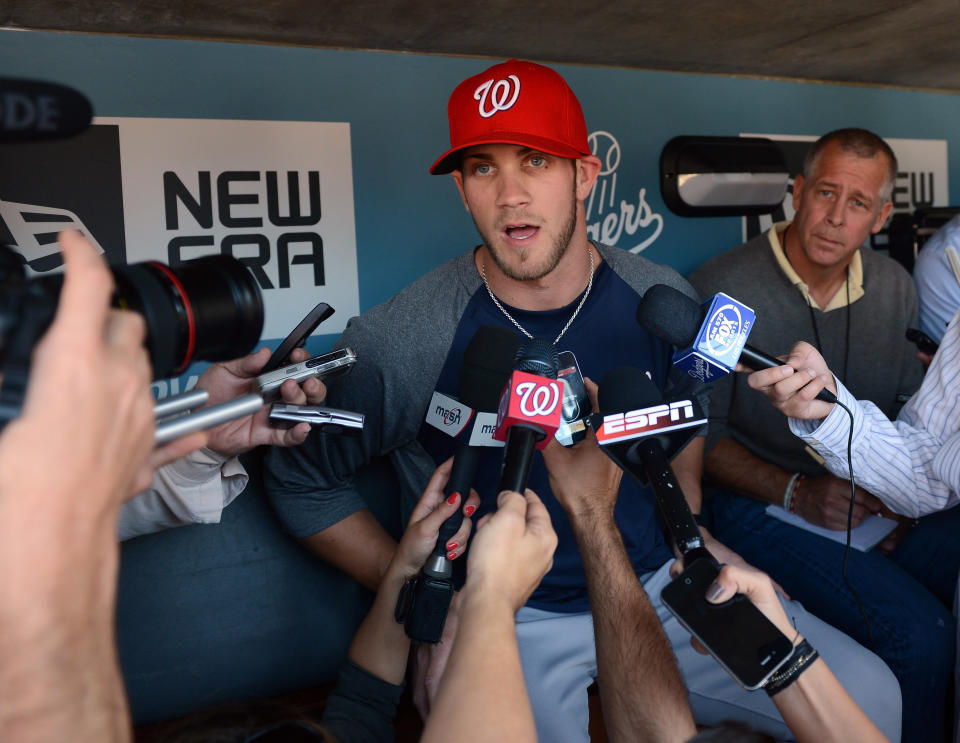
[{"xmin": 586, "ymin": 130, "xmax": 664, "ymax": 254}]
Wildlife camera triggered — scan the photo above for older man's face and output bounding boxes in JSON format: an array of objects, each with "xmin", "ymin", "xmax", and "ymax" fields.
[{"xmin": 790, "ymin": 141, "xmax": 893, "ymax": 271}]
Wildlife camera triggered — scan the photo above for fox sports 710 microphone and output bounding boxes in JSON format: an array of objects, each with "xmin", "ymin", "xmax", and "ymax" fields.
[
  {"xmin": 636, "ymin": 283, "xmax": 838, "ymax": 404},
  {"xmin": 493, "ymin": 338, "xmax": 563, "ymax": 494},
  {"xmin": 591, "ymin": 366, "xmax": 711, "ymax": 563}
]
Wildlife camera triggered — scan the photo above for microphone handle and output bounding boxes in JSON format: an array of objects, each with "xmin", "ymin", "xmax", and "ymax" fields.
[
  {"xmin": 634, "ymin": 440, "xmax": 706, "ymax": 559},
  {"xmin": 424, "ymin": 441, "xmax": 481, "ymax": 576},
  {"xmin": 497, "ymin": 424, "xmax": 541, "ymax": 494},
  {"xmin": 739, "ymin": 345, "xmax": 839, "ymax": 405}
]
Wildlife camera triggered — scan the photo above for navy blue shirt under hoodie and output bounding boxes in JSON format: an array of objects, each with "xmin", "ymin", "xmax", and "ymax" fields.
[{"xmin": 417, "ymin": 260, "xmax": 675, "ymax": 613}]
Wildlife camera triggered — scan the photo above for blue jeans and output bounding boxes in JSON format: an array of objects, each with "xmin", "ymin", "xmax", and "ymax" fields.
[{"xmin": 709, "ymin": 489, "xmax": 960, "ymax": 743}]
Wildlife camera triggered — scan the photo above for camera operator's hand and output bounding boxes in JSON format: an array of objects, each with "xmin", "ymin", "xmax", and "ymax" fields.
[
  {"xmin": 0, "ymin": 230, "xmax": 170, "ymax": 742},
  {"xmin": 0, "ymin": 230, "xmax": 163, "ymax": 513},
  {"xmin": 195, "ymin": 346, "xmax": 326, "ymax": 458}
]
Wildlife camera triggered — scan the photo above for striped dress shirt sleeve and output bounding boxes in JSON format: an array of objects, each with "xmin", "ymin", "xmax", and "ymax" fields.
[{"xmin": 788, "ymin": 308, "xmax": 960, "ymax": 518}]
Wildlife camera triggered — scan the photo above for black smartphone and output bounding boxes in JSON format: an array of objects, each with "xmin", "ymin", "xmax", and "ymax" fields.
[
  {"xmin": 256, "ymin": 347, "xmax": 357, "ymax": 401},
  {"xmin": 261, "ymin": 302, "xmax": 336, "ymax": 373},
  {"xmin": 660, "ymin": 558, "xmax": 795, "ymax": 690},
  {"xmin": 906, "ymin": 328, "xmax": 939, "ymax": 355}
]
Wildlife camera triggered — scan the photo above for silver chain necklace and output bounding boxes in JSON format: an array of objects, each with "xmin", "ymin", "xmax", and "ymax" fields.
[{"xmin": 480, "ymin": 246, "xmax": 595, "ymax": 345}]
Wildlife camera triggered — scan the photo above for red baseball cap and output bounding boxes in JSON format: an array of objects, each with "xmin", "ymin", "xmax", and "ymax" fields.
[{"xmin": 429, "ymin": 60, "xmax": 591, "ymax": 175}]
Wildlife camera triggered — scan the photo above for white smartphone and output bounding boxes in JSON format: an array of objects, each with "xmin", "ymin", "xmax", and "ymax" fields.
[{"xmin": 256, "ymin": 347, "xmax": 357, "ymax": 401}]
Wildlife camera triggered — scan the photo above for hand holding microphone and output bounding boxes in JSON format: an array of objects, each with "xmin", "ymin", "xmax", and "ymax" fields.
[
  {"xmin": 636, "ymin": 284, "xmax": 839, "ymax": 405},
  {"xmin": 744, "ymin": 341, "xmax": 841, "ymax": 422},
  {"xmin": 399, "ymin": 325, "xmax": 519, "ymax": 644}
]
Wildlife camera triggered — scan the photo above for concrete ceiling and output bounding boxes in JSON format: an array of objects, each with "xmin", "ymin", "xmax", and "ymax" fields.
[{"xmin": 3, "ymin": 0, "xmax": 960, "ymax": 92}]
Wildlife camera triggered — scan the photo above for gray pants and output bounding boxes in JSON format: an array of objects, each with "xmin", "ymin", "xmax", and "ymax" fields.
[{"xmin": 516, "ymin": 560, "xmax": 902, "ymax": 742}]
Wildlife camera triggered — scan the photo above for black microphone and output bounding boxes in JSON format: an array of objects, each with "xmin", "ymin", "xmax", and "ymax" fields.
[
  {"xmin": 494, "ymin": 338, "xmax": 562, "ymax": 494},
  {"xmin": 429, "ymin": 325, "xmax": 521, "ymax": 577},
  {"xmin": 637, "ymin": 283, "xmax": 838, "ymax": 404},
  {"xmin": 592, "ymin": 366, "xmax": 712, "ymax": 565},
  {"xmin": 0, "ymin": 79, "xmax": 93, "ymax": 142},
  {"xmin": 398, "ymin": 325, "xmax": 520, "ymax": 644}
]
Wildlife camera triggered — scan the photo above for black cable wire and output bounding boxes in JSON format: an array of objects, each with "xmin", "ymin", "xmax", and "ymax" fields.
[{"xmin": 835, "ymin": 398, "xmax": 877, "ymax": 651}]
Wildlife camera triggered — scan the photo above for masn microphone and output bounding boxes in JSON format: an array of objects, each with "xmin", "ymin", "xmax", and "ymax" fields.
[
  {"xmin": 636, "ymin": 283, "xmax": 838, "ymax": 404},
  {"xmin": 1, "ymin": 79, "xmax": 93, "ymax": 142},
  {"xmin": 493, "ymin": 338, "xmax": 563, "ymax": 494},
  {"xmin": 592, "ymin": 366, "xmax": 711, "ymax": 564},
  {"xmin": 399, "ymin": 325, "xmax": 520, "ymax": 644},
  {"xmin": 428, "ymin": 325, "xmax": 521, "ymax": 579}
]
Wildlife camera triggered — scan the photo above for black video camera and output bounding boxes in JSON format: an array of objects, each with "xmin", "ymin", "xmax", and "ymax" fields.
[{"xmin": 0, "ymin": 242, "xmax": 264, "ymax": 423}]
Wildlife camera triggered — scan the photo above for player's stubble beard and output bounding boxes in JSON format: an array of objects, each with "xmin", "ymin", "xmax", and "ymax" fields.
[{"xmin": 473, "ymin": 181, "xmax": 579, "ymax": 283}]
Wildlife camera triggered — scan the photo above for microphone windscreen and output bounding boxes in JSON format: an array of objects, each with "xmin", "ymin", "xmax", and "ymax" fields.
[
  {"xmin": 514, "ymin": 337, "xmax": 560, "ymax": 379},
  {"xmin": 460, "ymin": 325, "xmax": 522, "ymax": 409},
  {"xmin": 636, "ymin": 284, "xmax": 703, "ymax": 348},
  {"xmin": 598, "ymin": 366, "xmax": 661, "ymax": 413},
  {"xmin": 0, "ymin": 78, "xmax": 93, "ymax": 142}
]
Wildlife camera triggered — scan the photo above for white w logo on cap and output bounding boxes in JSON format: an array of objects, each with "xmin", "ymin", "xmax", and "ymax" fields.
[{"xmin": 474, "ymin": 75, "xmax": 521, "ymax": 118}]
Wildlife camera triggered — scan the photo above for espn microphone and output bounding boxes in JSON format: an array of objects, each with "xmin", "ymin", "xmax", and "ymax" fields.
[
  {"xmin": 493, "ymin": 338, "xmax": 563, "ymax": 494},
  {"xmin": 1, "ymin": 79, "xmax": 93, "ymax": 142},
  {"xmin": 636, "ymin": 283, "xmax": 838, "ymax": 404},
  {"xmin": 591, "ymin": 366, "xmax": 711, "ymax": 564}
]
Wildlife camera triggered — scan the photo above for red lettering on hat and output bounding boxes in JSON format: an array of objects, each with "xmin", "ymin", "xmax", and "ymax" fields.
[{"xmin": 473, "ymin": 75, "xmax": 521, "ymax": 118}]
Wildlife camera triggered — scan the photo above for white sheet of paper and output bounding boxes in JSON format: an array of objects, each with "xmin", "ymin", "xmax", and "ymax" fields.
[{"xmin": 764, "ymin": 505, "xmax": 899, "ymax": 552}]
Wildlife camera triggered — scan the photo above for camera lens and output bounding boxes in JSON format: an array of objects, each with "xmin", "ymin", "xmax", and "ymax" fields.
[{"xmin": 112, "ymin": 255, "xmax": 264, "ymax": 379}]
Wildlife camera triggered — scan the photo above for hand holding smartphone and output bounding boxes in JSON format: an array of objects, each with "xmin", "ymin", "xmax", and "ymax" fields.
[
  {"xmin": 255, "ymin": 301, "xmax": 358, "ymax": 402},
  {"xmin": 261, "ymin": 301, "xmax": 335, "ymax": 373},
  {"xmin": 256, "ymin": 347, "xmax": 357, "ymax": 401},
  {"xmin": 660, "ymin": 557, "xmax": 795, "ymax": 690}
]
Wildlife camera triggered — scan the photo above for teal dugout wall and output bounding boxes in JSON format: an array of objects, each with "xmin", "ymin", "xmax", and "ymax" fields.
[{"xmin": 3, "ymin": 29, "xmax": 959, "ymax": 343}]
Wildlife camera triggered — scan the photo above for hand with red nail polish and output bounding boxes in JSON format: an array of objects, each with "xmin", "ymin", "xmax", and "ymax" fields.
[{"xmin": 388, "ymin": 459, "xmax": 481, "ymax": 580}]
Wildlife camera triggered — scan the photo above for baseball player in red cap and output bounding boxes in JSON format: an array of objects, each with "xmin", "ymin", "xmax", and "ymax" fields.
[{"xmin": 264, "ymin": 60, "xmax": 902, "ymax": 743}]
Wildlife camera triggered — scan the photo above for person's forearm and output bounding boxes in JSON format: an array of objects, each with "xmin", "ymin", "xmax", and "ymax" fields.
[
  {"xmin": 300, "ymin": 509, "xmax": 397, "ymax": 591},
  {"xmin": 422, "ymin": 589, "xmax": 535, "ymax": 743},
  {"xmin": 0, "ymin": 534, "xmax": 130, "ymax": 742},
  {"xmin": 346, "ymin": 562, "xmax": 411, "ymax": 686},
  {"xmin": 705, "ymin": 437, "xmax": 794, "ymax": 506},
  {"xmin": 571, "ymin": 510, "xmax": 695, "ymax": 743},
  {"xmin": 672, "ymin": 437, "xmax": 705, "ymax": 514},
  {"xmin": 791, "ymin": 381, "xmax": 959, "ymax": 518},
  {"xmin": 772, "ymin": 656, "xmax": 889, "ymax": 743}
]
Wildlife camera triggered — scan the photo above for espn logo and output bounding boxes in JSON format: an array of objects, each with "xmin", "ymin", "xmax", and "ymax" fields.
[
  {"xmin": 595, "ymin": 400, "xmax": 702, "ymax": 445},
  {"xmin": 0, "ymin": 199, "xmax": 103, "ymax": 274}
]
